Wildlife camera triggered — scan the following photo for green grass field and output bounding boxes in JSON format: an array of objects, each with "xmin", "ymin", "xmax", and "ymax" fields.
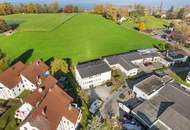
[
  {"xmin": 124, "ymin": 16, "xmax": 169, "ymax": 30},
  {"xmin": 0, "ymin": 13, "xmax": 164, "ymax": 64},
  {"xmin": 3, "ymin": 13, "xmax": 75, "ymax": 32}
]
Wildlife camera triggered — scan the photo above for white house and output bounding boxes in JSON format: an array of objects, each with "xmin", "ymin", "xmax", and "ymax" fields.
[
  {"xmin": 132, "ymin": 81, "xmax": 190, "ymax": 130},
  {"xmin": 105, "ymin": 54, "xmax": 139, "ymax": 77},
  {"xmin": 15, "ymin": 103, "xmax": 33, "ymax": 121},
  {"xmin": 166, "ymin": 50, "xmax": 189, "ymax": 64},
  {"xmin": 15, "ymin": 75, "xmax": 57, "ymax": 121},
  {"xmin": 186, "ymin": 72, "xmax": 190, "ymax": 84},
  {"xmin": 118, "ymin": 16, "xmax": 126, "ymax": 23},
  {"xmin": 133, "ymin": 75, "xmax": 164, "ymax": 100},
  {"xmin": 20, "ymin": 85, "xmax": 82, "ymax": 130},
  {"xmin": 0, "ymin": 60, "xmax": 49, "ymax": 100},
  {"xmin": 0, "ymin": 62, "xmax": 26, "ymax": 100},
  {"xmin": 75, "ymin": 60, "xmax": 111, "ymax": 89},
  {"xmin": 105, "ymin": 50, "xmax": 165, "ymax": 78}
]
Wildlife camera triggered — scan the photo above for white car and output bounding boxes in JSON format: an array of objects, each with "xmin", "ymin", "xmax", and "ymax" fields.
[{"xmin": 89, "ymin": 99, "xmax": 102, "ymax": 114}]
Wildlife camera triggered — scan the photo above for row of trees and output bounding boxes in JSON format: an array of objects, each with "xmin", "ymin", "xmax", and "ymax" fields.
[
  {"xmin": 0, "ymin": 19, "xmax": 10, "ymax": 33},
  {"xmin": 169, "ymin": 21, "xmax": 190, "ymax": 46},
  {"xmin": 94, "ymin": 4, "xmax": 129, "ymax": 21},
  {"xmin": 0, "ymin": 2, "xmax": 81, "ymax": 15},
  {"xmin": 165, "ymin": 5, "xmax": 190, "ymax": 19},
  {"xmin": 0, "ymin": 50, "xmax": 10, "ymax": 73}
]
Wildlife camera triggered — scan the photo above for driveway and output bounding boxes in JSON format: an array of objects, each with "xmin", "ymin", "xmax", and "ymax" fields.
[{"xmin": 87, "ymin": 83, "xmax": 133, "ymax": 118}]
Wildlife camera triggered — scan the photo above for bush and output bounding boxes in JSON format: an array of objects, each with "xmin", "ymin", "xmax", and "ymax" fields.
[{"xmin": 0, "ymin": 19, "xmax": 10, "ymax": 33}]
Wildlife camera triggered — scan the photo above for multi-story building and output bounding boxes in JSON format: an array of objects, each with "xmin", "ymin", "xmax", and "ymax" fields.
[
  {"xmin": 19, "ymin": 84, "xmax": 82, "ymax": 130},
  {"xmin": 0, "ymin": 60, "xmax": 49, "ymax": 100},
  {"xmin": 10, "ymin": 60, "xmax": 82, "ymax": 130},
  {"xmin": 132, "ymin": 79, "xmax": 190, "ymax": 130},
  {"xmin": 75, "ymin": 60, "xmax": 111, "ymax": 89},
  {"xmin": 105, "ymin": 49, "xmax": 162, "ymax": 77}
]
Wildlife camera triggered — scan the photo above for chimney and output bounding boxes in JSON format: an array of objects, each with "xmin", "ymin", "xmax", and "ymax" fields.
[
  {"xmin": 42, "ymin": 106, "xmax": 48, "ymax": 118},
  {"xmin": 69, "ymin": 104, "xmax": 72, "ymax": 111},
  {"xmin": 36, "ymin": 61, "xmax": 40, "ymax": 66}
]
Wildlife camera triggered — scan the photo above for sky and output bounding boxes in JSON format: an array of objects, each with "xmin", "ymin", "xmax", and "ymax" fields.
[{"xmin": 0, "ymin": 0, "xmax": 190, "ymax": 9}]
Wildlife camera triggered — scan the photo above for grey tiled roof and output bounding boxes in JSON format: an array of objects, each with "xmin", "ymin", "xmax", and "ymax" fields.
[
  {"xmin": 121, "ymin": 52, "xmax": 142, "ymax": 61},
  {"xmin": 141, "ymin": 52, "xmax": 160, "ymax": 59},
  {"xmin": 105, "ymin": 54, "xmax": 138, "ymax": 71},
  {"xmin": 135, "ymin": 75, "xmax": 164, "ymax": 95},
  {"xmin": 77, "ymin": 60, "xmax": 111, "ymax": 78},
  {"xmin": 133, "ymin": 81, "xmax": 190, "ymax": 130}
]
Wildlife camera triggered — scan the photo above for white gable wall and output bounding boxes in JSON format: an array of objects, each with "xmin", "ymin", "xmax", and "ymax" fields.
[
  {"xmin": 57, "ymin": 116, "xmax": 75, "ymax": 130},
  {"xmin": 117, "ymin": 64, "xmax": 138, "ymax": 77},
  {"xmin": 75, "ymin": 68, "xmax": 111, "ymax": 89},
  {"xmin": 15, "ymin": 103, "xmax": 33, "ymax": 121},
  {"xmin": 20, "ymin": 122, "xmax": 39, "ymax": 130},
  {"xmin": 21, "ymin": 75, "xmax": 37, "ymax": 91}
]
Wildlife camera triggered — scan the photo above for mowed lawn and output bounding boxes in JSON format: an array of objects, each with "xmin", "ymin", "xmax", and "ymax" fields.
[
  {"xmin": 124, "ymin": 16, "xmax": 169, "ymax": 30},
  {"xmin": 3, "ymin": 13, "xmax": 75, "ymax": 31},
  {"xmin": 0, "ymin": 13, "xmax": 164, "ymax": 64}
]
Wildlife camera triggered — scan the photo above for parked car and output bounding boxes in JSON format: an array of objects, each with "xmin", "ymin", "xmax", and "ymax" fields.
[{"xmin": 89, "ymin": 99, "xmax": 102, "ymax": 114}]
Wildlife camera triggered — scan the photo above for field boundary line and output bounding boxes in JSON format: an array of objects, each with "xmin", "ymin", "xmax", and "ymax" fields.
[{"xmin": 50, "ymin": 13, "xmax": 77, "ymax": 32}]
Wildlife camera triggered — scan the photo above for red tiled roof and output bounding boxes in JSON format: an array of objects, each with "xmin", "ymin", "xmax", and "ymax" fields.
[
  {"xmin": 21, "ymin": 60, "xmax": 49, "ymax": 85},
  {"xmin": 0, "ymin": 62, "xmax": 25, "ymax": 89},
  {"xmin": 24, "ymin": 75, "xmax": 57, "ymax": 107},
  {"xmin": 24, "ymin": 85, "xmax": 80, "ymax": 130}
]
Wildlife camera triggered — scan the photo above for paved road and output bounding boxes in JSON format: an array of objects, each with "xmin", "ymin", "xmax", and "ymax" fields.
[{"xmin": 100, "ymin": 84, "xmax": 130, "ymax": 118}]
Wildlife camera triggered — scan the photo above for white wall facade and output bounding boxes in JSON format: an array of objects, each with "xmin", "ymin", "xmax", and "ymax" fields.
[
  {"xmin": 75, "ymin": 69, "xmax": 111, "ymax": 89},
  {"xmin": 133, "ymin": 86, "xmax": 149, "ymax": 100},
  {"xmin": 0, "ymin": 81, "xmax": 25, "ymax": 100},
  {"xmin": 117, "ymin": 64, "xmax": 138, "ymax": 77},
  {"xmin": 133, "ymin": 85, "xmax": 164, "ymax": 100},
  {"xmin": 15, "ymin": 103, "xmax": 33, "ymax": 121},
  {"xmin": 21, "ymin": 75, "xmax": 37, "ymax": 91},
  {"xmin": 186, "ymin": 73, "xmax": 190, "ymax": 84},
  {"xmin": 0, "ymin": 74, "xmax": 38, "ymax": 100},
  {"xmin": 20, "ymin": 122, "xmax": 39, "ymax": 130},
  {"xmin": 0, "ymin": 85, "xmax": 13, "ymax": 99},
  {"xmin": 12, "ymin": 81, "xmax": 25, "ymax": 97},
  {"xmin": 131, "ymin": 59, "xmax": 144, "ymax": 65},
  {"xmin": 57, "ymin": 116, "xmax": 76, "ymax": 130},
  {"xmin": 166, "ymin": 53, "xmax": 188, "ymax": 63}
]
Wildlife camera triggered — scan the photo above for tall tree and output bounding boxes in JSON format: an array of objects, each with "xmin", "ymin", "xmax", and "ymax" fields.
[
  {"xmin": 138, "ymin": 21, "xmax": 145, "ymax": 31},
  {"xmin": 0, "ymin": 19, "xmax": 10, "ymax": 33},
  {"xmin": 134, "ymin": 4, "xmax": 145, "ymax": 16},
  {"xmin": 63, "ymin": 5, "xmax": 75, "ymax": 13},
  {"xmin": 87, "ymin": 116, "xmax": 110, "ymax": 130},
  {"xmin": 177, "ymin": 8, "xmax": 185, "ymax": 19},
  {"xmin": 50, "ymin": 58, "xmax": 69, "ymax": 75},
  {"xmin": 0, "ymin": 49, "xmax": 10, "ymax": 72},
  {"xmin": 94, "ymin": 4, "xmax": 104, "ymax": 14},
  {"xmin": 175, "ymin": 21, "xmax": 190, "ymax": 45},
  {"xmin": 118, "ymin": 7, "xmax": 128, "ymax": 17},
  {"xmin": 166, "ymin": 6, "xmax": 175, "ymax": 19},
  {"xmin": 48, "ymin": 1, "xmax": 59, "ymax": 13},
  {"xmin": 0, "ymin": 3, "xmax": 13, "ymax": 15}
]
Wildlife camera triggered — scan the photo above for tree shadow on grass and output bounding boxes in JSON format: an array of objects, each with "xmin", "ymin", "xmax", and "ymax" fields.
[
  {"xmin": 11, "ymin": 49, "xmax": 33, "ymax": 65},
  {"xmin": 45, "ymin": 57, "xmax": 54, "ymax": 66}
]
